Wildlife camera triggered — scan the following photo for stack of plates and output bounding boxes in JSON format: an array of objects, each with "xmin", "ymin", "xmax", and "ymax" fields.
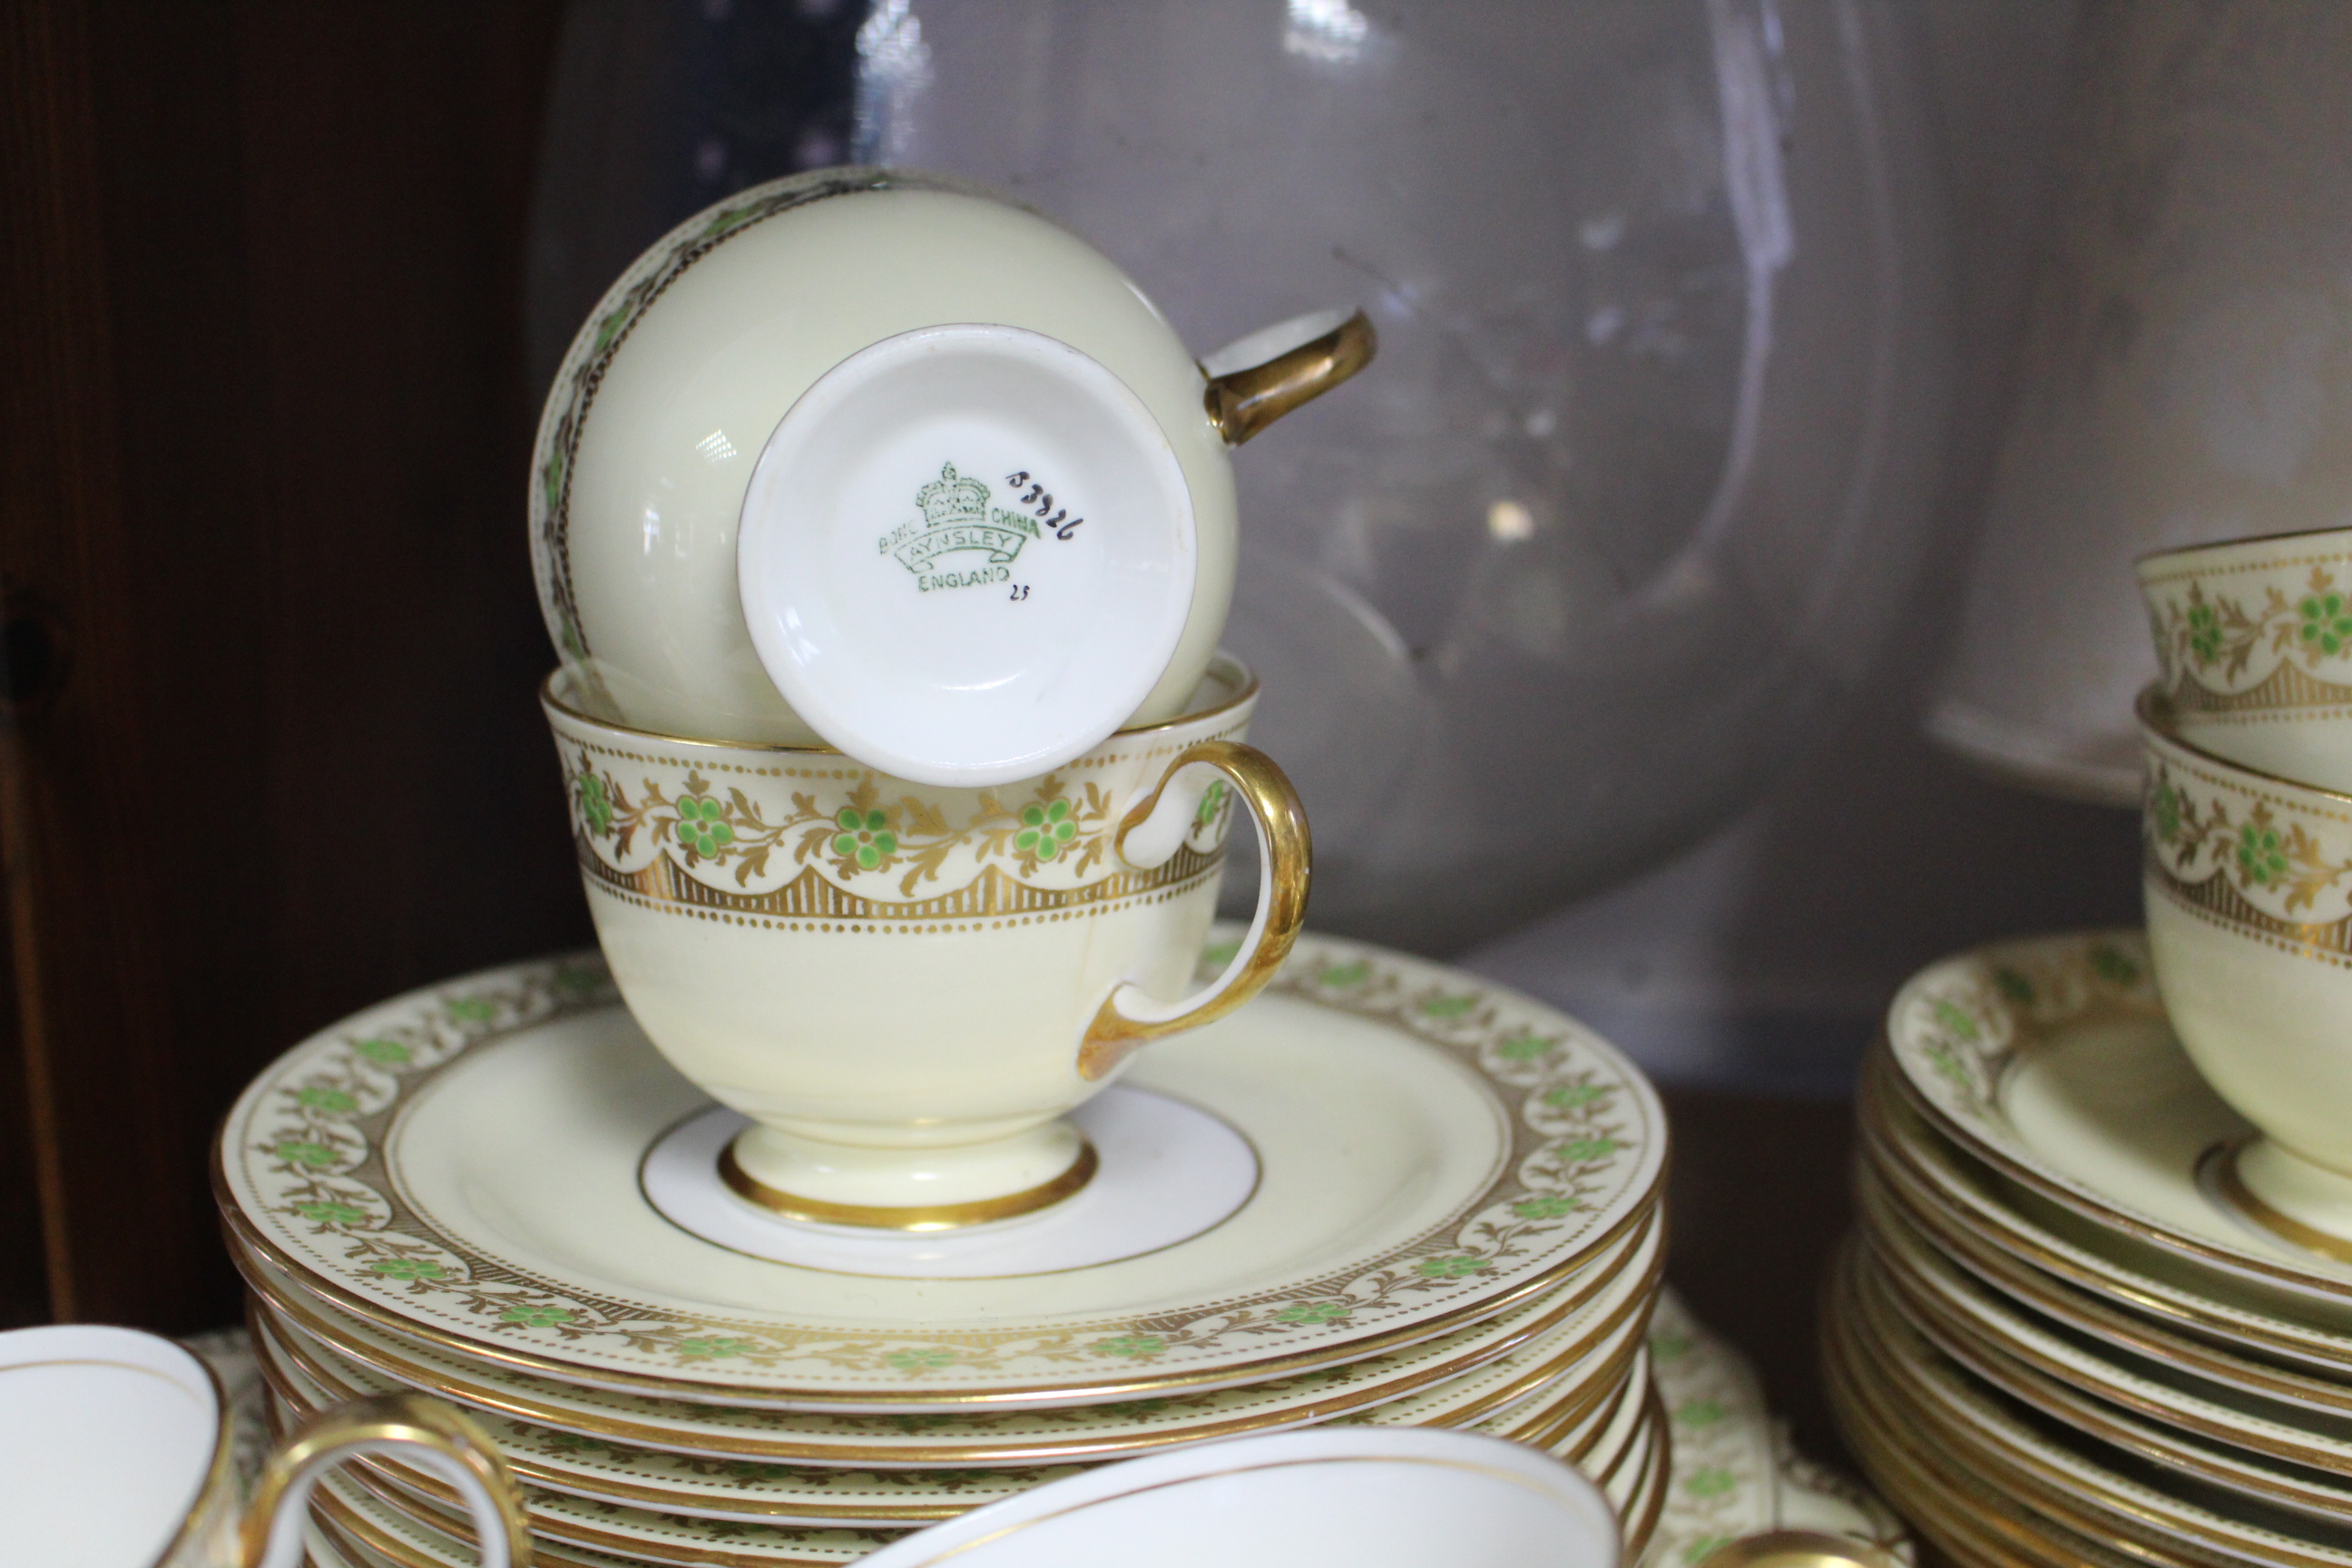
[
  {"xmin": 212, "ymin": 934, "xmax": 1677, "ymax": 1567},
  {"xmin": 1834, "ymin": 929, "xmax": 2352, "ymax": 1568}
]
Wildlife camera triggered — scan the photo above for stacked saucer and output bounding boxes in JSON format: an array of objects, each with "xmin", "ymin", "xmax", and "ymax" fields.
[
  {"xmin": 212, "ymin": 931, "xmax": 1674, "ymax": 1567},
  {"xmin": 1833, "ymin": 929, "xmax": 2352, "ymax": 1568}
]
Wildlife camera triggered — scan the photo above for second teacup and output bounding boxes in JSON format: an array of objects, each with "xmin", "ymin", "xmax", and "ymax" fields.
[
  {"xmin": 2139, "ymin": 525, "xmax": 2352, "ymax": 790},
  {"xmin": 0, "ymin": 1324, "xmax": 524, "ymax": 1568},
  {"xmin": 543, "ymin": 653, "xmax": 1308, "ymax": 1228},
  {"xmin": 2140, "ymin": 688, "xmax": 2352, "ymax": 1250}
]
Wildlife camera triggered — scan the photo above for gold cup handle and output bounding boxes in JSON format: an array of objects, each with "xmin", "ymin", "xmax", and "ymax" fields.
[
  {"xmin": 1200, "ymin": 308, "xmax": 1377, "ymax": 446},
  {"xmin": 1079, "ymin": 740, "xmax": 1310, "ymax": 1080},
  {"xmin": 238, "ymin": 1391, "xmax": 531, "ymax": 1568}
]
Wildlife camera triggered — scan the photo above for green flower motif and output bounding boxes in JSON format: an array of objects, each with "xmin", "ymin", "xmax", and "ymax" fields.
[
  {"xmin": 673, "ymin": 795, "xmax": 735, "ymax": 858},
  {"xmin": 275, "ymin": 1141, "xmax": 340, "ymax": 1170},
  {"xmin": 296, "ymin": 1200, "xmax": 368, "ymax": 1225},
  {"xmin": 1275, "ymin": 1300, "xmax": 1352, "ymax": 1325},
  {"xmin": 832, "ymin": 807, "xmax": 897, "ymax": 869},
  {"xmin": 1994, "ymin": 966, "xmax": 2036, "ymax": 1004},
  {"xmin": 296, "ymin": 1086, "xmax": 356, "ymax": 1114},
  {"xmin": 1543, "ymin": 1083, "xmax": 1604, "ymax": 1110},
  {"xmin": 2089, "ymin": 945, "xmax": 2141, "ymax": 986},
  {"xmin": 674, "ymin": 1337, "xmax": 758, "ymax": 1361},
  {"xmin": 1015, "ymin": 799, "xmax": 1079, "ymax": 862},
  {"xmin": 2302, "ymin": 592, "xmax": 2352, "ymax": 656},
  {"xmin": 887, "ymin": 1347, "xmax": 958, "ymax": 1371},
  {"xmin": 1931, "ymin": 999, "xmax": 1979, "ymax": 1043},
  {"xmin": 1651, "ymin": 1330, "xmax": 1693, "ymax": 1364},
  {"xmin": 1496, "ymin": 1032, "xmax": 1554, "ymax": 1062},
  {"xmin": 1512, "ymin": 1195, "xmax": 1582, "ymax": 1220},
  {"xmin": 1420, "ymin": 993, "xmax": 1475, "ymax": 1018},
  {"xmin": 1555, "ymin": 1135, "xmax": 1618, "ymax": 1164},
  {"xmin": 353, "ymin": 1038, "xmax": 411, "ymax": 1065},
  {"xmin": 1415, "ymin": 1255, "xmax": 1488, "ymax": 1280},
  {"xmin": 446, "ymin": 996, "xmax": 495, "ymax": 1024},
  {"xmin": 1090, "ymin": 1334, "xmax": 1168, "ymax": 1358},
  {"xmin": 499, "ymin": 1303, "xmax": 573, "ymax": 1327},
  {"xmin": 2238, "ymin": 822, "xmax": 2288, "ymax": 886},
  {"xmin": 1194, "ymin": 779, "xmax": 1228, "ymax": 828},
  {"xmin": 2151, "ymin": 781, "xmax": 2182, "ymax": 845},
  {"xmin": 1318, "ymin": 960, "xmax": 1369, "ymax": 988},
  {"xmin": 576, "ymin": 772, "xmax": 613, "ymax": 837},
  {"xmin": 1682, "ymin": 1467, "xmax": 1738, "ymax": 1500},
  {"xmin": 2185, "ymin": 601, "xmax": 2223, "ymax": 665},
  {"xmin": 368, "ymin": 1257, "xmax": 444, "ymax": 1280},
  {"xmin": 554, "ymin": 963, "xmax": 605, "ymax": 994},
  {"xmin": 1675, "ymin": 1397, "xmax": 1728, "ymax": 1429}
]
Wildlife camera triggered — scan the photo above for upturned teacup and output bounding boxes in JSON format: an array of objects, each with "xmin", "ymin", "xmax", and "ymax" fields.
[
  {"xmin": 2140, "ymin": 689, "xmax": 2352, "ymax": 1245},
  {"xmin": 542, "ymin": 653, "xmax": 1308, "ymax": 1228},
  {"xmin": 0, "ymin": 1324, "xmax": 524, "ymax": 1568},
  {"xmin": 2139, "ymin": 527, "xmax": 2352, "ymax": 791}
]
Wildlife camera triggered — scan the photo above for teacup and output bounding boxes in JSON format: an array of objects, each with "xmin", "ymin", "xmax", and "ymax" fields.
[
  {"xmin": 543, "ymin": 653, "xmax": 1309, "ymax": 1228},
  {"xmin": 2138, "ymin": 527, "xmax": 2352, "ymax": 790},
  {"xmin": 853, "ymin": 1427, "xmax": 1620, "ymax": 1568},
  {"xmin": 0, "ymin": 1324, "xmax": 524, "ymax": 1568},
  {"xmin": 533, "ymin": 166, "xmax": 1373, "ymax": 765},
  {"xmin": 2139, "ymin": 689, "xmax": 2352, "ymax": 1245}
]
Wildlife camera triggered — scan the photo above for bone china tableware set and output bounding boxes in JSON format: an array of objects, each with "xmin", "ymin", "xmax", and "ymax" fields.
[
  {"xmin": 1829, "ymin": 523, "xmax": 2352, "ymax": 1565},
  {"xmin": 183, "ymin": 167, "xmax": 1839, "ymax": 1568}
]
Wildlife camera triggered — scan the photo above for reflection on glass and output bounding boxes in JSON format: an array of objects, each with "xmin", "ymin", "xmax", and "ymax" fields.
[{"xmin": 530, "ymin": 0, "xmax": 1947, "ymax": 950}]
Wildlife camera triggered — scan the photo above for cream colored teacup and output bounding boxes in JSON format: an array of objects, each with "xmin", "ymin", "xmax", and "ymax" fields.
[
  {"xmin": 543, "ymin": 654, "xmax": 1308, "ymax": 1227},
  {"xmin": 0, "ymin": 1325, "xmax": 525, "ymax": 1568},
  {"xmin": 2140, "ymin": 689, "xmax": 2352, "ymax": 1248},
  {"xmin": 2139, "ymin": 527, "xmax": 2352, "ymax": 791}
]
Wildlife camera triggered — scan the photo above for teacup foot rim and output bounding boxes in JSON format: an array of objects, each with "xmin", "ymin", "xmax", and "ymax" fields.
[
  {"xmin": 719, "ymin": 1139, "xmax": 1101, "ymax": 1232},
  {"xmin": 2199, "ymin": 1136, "xmax": 2352, "ymax": 1265}
]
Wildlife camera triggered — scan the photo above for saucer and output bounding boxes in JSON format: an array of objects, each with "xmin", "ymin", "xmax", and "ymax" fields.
[
  {"xmin": 639, "ymin": 1088, "xmax": 1256, "ymax": 1279},
  {"xmin": 260, "ymin": 1311, "xmax": 1648, "ymax": 1532},
  {"xmin": 302, "ymin": 1295, "xmax": 1857, "ymax": 1568},
  {"xmin": 1864, "ymin": 1212, "xmax": 2352, "ymax": 1525},
  {"xmin": 1862, "ymin": 1055, "xmax": 2352, "ymax": 1380},
  {"xmin": 736, "ymin": 325, "xmax": 1199, "ymax": 786},
  {"xmin": 238, "ymin": 1210, "xmax": 1657, "ymax": 1468},
  {"xmin": 1883, "ymin": 930, "xmax": 2352, "ymax": 1314},
  {"xmin": 215, "ymin": 935, "xmax": 1664, "ymax": 1412},
  {"xmin": 1831, "ymin": 1245, "xmax": 2352, "ymax": 1568}
]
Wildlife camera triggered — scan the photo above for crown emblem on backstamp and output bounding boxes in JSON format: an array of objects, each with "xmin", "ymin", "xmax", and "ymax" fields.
[{"xmin": 877, "ymin": 463, "xmax": 1039, "ymax": 592}]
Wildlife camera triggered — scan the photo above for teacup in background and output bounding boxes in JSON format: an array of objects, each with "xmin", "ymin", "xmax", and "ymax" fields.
[
  {"xmin": 2139, "ymin": 526, "xmax": 2352, "ymax": 790},
  {"xmin": 543, "ymin": 653, "xmax": 1309, "ymax": 1227},
  {"xmin": 2139, "ymin": 690, "xmax": 2352, "ymax": 1250},
  {"xmin": 0, "ymin": 1324, "xmax": 524, "ymax": 1568}
]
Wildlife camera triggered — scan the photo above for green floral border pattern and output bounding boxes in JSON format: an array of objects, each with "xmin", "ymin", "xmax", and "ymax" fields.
[
  {"xmin": 1883, "ymin": 931, "xmax": 2162, "ymax": 1160},
  {"xmin": 558, "ymin": 738, "xmax": 1237, "ymax": 919},
  {"xmin": 528, "ymin": 168, "xmax": 956, "ymax": 670},
  {"xmin": 2146, "ymin": 559, "xmax": 2352, "ymax": 709}
]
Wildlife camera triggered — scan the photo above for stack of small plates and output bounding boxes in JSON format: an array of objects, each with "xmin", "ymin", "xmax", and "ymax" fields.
[
  {"xmin": 212, "ymin": 933, "xmax": 1678, "ymax": 1567},
  {"xmin": 1833, "ymin": 929, "xmax": 2352, "ymax": 1568}
]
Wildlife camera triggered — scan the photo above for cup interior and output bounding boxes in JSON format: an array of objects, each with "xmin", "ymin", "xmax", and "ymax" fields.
[{"xmin": 0, "ymin": 1325, "xmax": 221, "ymax": 1568}]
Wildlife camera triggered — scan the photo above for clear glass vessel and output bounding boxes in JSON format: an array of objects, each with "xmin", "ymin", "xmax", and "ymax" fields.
[{"xmin": 530, "ymin": 0, "xmax": 1949, "ymax": 951}]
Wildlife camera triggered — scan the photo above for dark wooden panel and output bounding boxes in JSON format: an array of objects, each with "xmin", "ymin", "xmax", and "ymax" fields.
[
  {"xmin": 0, "ymin": 1, "xmax": 576, "ymax": 1329},
  {"xmin": 1661, "ymin": 1084, "xmax": 1857, "ymax": 1465}
]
